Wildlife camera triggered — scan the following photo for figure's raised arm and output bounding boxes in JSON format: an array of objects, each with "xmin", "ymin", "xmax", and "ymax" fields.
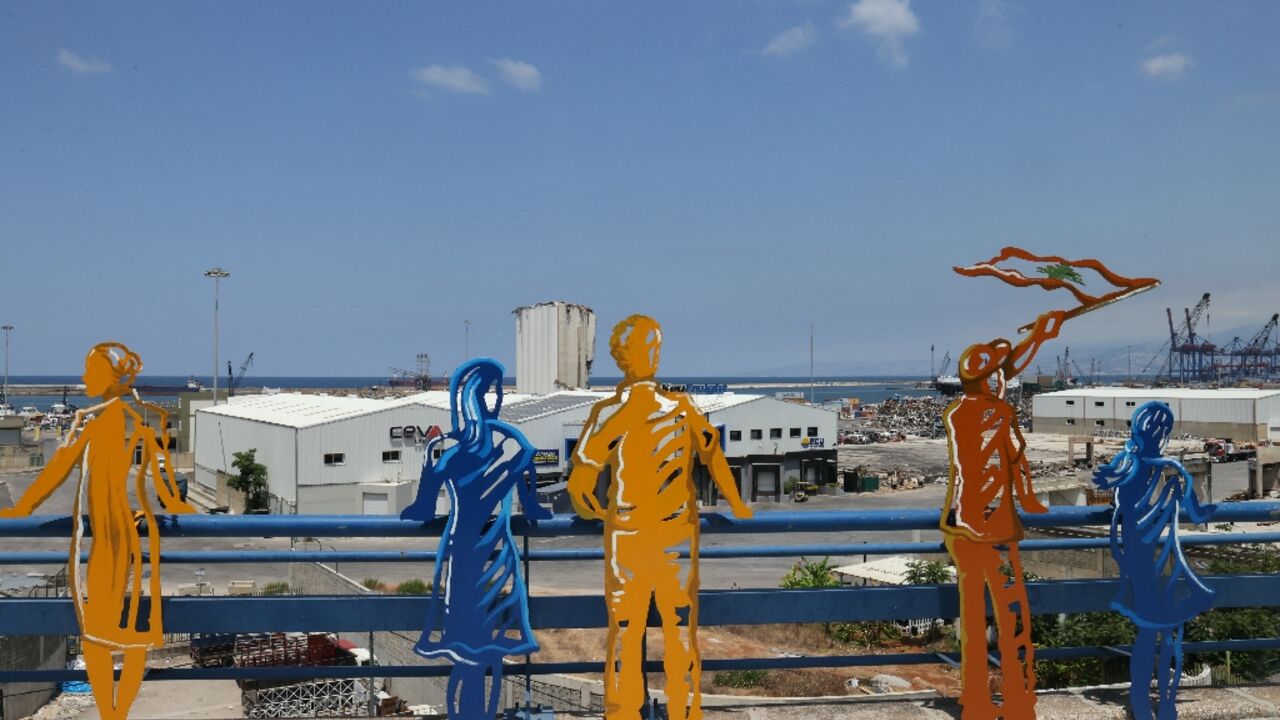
[
  {"xmin": 1008, "ymin": 309, "xmax": 1067, "ymax": 379},
  {"xmin": 0, "ymin": 425, "xmax": 90, "ymax": 517}
]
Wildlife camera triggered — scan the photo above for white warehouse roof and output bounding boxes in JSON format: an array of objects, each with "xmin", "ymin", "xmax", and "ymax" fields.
[
  {"xmin": 1039, "ymin": 387, "xmax": 1280, "ymax": 401},
  {"xmin": 833, "ymin": 556, "xmax": 955, "ymax": 586},
  {"xmin": 198, "ymin": 388, "xmax": 793, "ymax": 430}
]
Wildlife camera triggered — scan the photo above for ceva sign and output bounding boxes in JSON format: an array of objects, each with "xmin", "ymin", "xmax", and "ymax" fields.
[{"xmin": 390, "ymin": 425, "xmax": 443, "ymax": 443}]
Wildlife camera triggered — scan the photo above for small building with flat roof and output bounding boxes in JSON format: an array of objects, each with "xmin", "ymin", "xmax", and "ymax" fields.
[{"xmin": 1031, "ymin": 387, "xmax": 1280, "ymax": 442}]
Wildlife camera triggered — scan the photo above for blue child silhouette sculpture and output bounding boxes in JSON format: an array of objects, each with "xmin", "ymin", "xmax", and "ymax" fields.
[
  {"xmin": 400, "ymin": 358, "xmax": 552, "ymax": 719},
  {"xmin": 1093, "ymin": 401, "xmax": 1216, "ymax": 720}
]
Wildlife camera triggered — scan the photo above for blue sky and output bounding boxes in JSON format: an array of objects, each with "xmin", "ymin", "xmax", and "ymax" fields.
[{"xmin": 2, "ymin": 2, "xmax": 1278, "ymax": 377}]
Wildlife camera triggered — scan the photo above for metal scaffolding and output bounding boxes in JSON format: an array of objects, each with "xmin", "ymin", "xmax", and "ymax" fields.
[{"xmin": 242, "ymin": 678, "xmax": 370, "ymax": 718}]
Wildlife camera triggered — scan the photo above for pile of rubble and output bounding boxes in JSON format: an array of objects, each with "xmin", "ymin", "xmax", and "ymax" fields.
[{"xmin": 859, "ymin": 395, "xmax": 1034, "ymax": 440}]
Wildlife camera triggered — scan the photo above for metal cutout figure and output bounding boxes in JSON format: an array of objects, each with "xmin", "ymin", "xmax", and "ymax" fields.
[
  {"xmin": 400, "ymin": 357, "xmax": 551, "ymax": 720},
  {"xmin": 1093, "ymin": 402, "xmax": 1215, "ymax": 720},
  {"xmin": 1, "ymin": 342, "xmax": 195, "ymax": 720},
  {"xmin": 944, "ymin": 249, "xmax": 1158, "ymax": 719},
  {"xmin": 568, "ymin": 315, "xmax": 753, "ymax": 720}
]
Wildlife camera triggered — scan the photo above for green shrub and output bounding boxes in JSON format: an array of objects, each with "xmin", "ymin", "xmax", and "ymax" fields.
[
  {"xmin": 779, "ymin": 557, "xmax": 839, "ymax": 589},
  {"xmin": 261, "ymin": 581, "xmax": 290, "ymax": 596},
  {"xmin": 395, "ymin": 579, "xmax": 432, "ymax": 595},
  {"xmin": 362, "ymin": 578, "xmax": 383, "ymax": 591},
  {"xmin": 713, "ymin": 669, "xmax": 768, "ymax": 688}
]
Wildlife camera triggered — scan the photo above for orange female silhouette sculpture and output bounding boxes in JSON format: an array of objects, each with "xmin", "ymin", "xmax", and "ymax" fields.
[
  {"xmin": 569, "ymin": 315, "xmax": 753, "ymax": 720},
  {"xmin": 944, "ymin": 249, "xmax": 1157, "ymax": 719},
  {"xmin": 1, "ymin": 343, "xmax": 195, "ymax": 720}
]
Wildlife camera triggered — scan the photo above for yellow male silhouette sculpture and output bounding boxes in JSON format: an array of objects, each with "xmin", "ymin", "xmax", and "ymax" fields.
[{"xmin": 569, "ymin": 315, "xmax": 753, "ymax": 720}]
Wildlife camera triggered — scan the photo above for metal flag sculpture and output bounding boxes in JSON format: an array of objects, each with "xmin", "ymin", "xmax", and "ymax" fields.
[
  {"xmin": 944, "ymin": 249, "xmax": 1158, "ymax": 719},
  {"xmin": 0, "ymin": 342, "xmax": 196, "ymax": 720},
  {"xmin": 568, "ymin": 315, "xmax": 753, "ymax": 720},
  {"xmin": 399, "ymin": 357, "xmax": 551, "ymax": 720},
  {"xmin": 1094, "ymin": 402, "xmax": 1216, "ymax": 720}
]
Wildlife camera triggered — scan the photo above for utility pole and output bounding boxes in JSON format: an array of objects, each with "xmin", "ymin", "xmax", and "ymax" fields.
[
  {"xmin": 1, "ymin": 325, "xmax": 12, "ymax": 407},
  {"xmin": 809, "ymin": 325, "xmax": 815, "ymax": 404},
  {"xmin": 204, "ymin": 268, "xmax": 230, "ymax": 405}
]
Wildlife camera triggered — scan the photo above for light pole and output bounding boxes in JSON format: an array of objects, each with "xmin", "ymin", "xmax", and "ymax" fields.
[
  {"xmin": 203, "ymin": 268, "xmax": 230, "ymax": 405},
  {"xmin": 1, "ymin": 325, "xmax": 12, "ymax": 407},
  {"xmin": 464, "ymin": 319, "xmax": 471, "ymax": 359}
]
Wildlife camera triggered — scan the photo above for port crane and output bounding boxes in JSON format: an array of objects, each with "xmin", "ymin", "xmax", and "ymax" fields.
[
  {"xmin": 227, "ymin": 352, "xmax": 254, "ymax": 397},
  {"xmin": 1071, "ymin": 357, "xmax": 1099, "ymax": 386},
  {"xmin": 933, "ymin": 350, "xmax": 952, "ymax": 378},
  {"xmin": 1167, "ymin": 292, "xmax": 1213, "ymax": 384},
  {"xmin": 1228, "ymin": 313, "xmax": 1279, "ymax": 380},
  {"xmin": 1139, "ymin": 292, "xmax": 1212, "ymax": 383}
]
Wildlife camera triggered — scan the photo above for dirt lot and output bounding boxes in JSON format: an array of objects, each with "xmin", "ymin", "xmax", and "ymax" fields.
[{"xmin": 534, "ymin": 623, "xmax": 961, "ymax": 700}]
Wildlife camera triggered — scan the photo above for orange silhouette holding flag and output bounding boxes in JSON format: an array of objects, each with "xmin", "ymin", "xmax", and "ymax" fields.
[
  {"xmin": 1, "ymin": 343, "xmax": 195, "ymax": 720},
  {"xmin": 944, "ymin": 249, "xmax": 1157, "ymax": 719},
  {"xmin": 569, "ymin": 315, "xmax": 753, "ymax": 720}
]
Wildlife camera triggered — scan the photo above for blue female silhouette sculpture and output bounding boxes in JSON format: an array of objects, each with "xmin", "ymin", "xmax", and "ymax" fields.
[
  {"xmin": 1093, "ymin": 402, "xmax": 1216, "ymax": 720},
  {"xmin": 400, "ymin": 358, "xmax": 552, "ymax": 719}
]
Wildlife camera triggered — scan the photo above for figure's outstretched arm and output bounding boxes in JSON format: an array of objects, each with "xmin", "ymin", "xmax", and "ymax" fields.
[
  {"xmin": 0, "ymin": 427, "xmax": 89, "ymax": 516},
  {"xmin": 1007, "ymin": 309, "xmax": 1067, "ymax": 379},
  {"xmin": 694, "ymin": 409, "xmax": 752, "ymax": 519},
  {"xmin": 401, "ymin": 436, "xmax": 446, "ymax": 521}
]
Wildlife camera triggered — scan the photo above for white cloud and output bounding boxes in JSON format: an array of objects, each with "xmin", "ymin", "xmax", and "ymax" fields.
[
  {"xmin": 1141, "ymin": 52, "xmax": 1193, "ymax": 79},
  {"xmin": 763, "ymin": 22, "xmax": 817, "ymax": 58},
  {"xmin": 57, "ymin": 49, "xmax": 112, "ymax": 75},
  {"xmin": 492, "ymin": 58, "xmax": 542, "ymax": 93},
  {"xmin": 974, "ymin": 0, "xmax": 1016, "ymax": 50},
  {"xmin": 837, "ymin": 0, "xmax": 920, "ymax": 68},
  {"xmin": 411, "ymin": 64, "xmax": 491, "ymax": 95}
]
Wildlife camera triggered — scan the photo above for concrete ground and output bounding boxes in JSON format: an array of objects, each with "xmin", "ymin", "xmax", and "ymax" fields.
[{"xmin": 23, "ymin": 657, "xmax": 241, "ymax": 720}]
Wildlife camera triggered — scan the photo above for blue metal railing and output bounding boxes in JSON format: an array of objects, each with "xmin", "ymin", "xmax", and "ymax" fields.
[{"xmin": 1, "ymin": 502, "xmax": 1279, "ymax": 685}]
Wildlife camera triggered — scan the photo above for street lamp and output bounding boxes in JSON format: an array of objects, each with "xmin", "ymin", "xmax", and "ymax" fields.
[
  {"xmin": 203, "ymin": 268, "xmax": 230, "ymax": 405},
  {"xmin": 464, "ymin": 319, "xmax": 471, "ymax": 359},
  {"xmin": 1, "ymin": 325, "xmax": 12, "ymax": 407}
]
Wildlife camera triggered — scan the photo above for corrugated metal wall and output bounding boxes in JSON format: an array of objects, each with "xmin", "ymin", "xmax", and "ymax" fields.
[
  {"xmin": 193, "ymin": 412, "xmax": 297, "ymax": 501},
  {"xmin": 1034, "ymin": 391, "xmax": 1275, "ymax": 438},
  {"xmin": 297, "ymin": 406, "xmax": 449, "ymax": 489},
  {"xmin": 715, "ymin": 398, "xmax": 838, "ymax": 457}
]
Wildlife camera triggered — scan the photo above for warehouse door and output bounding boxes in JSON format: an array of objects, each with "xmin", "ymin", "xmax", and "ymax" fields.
[
  {"xmin": 362, "ymin": 492, "xmax": 389, "ymax": 515},
  {"xmin": 754, "ymin": 465, "xmax": 779, "ymax": 502}
]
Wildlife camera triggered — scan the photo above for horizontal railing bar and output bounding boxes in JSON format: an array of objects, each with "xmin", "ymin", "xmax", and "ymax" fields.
[
  {"xmin": 0, "ymin": 502, "xmax": 1275, "ymax": 538},
  {"xmin": 5, "ymin": 531, "xmax": 1280, "ymax": 565},
  {"xmin": 3, "ymin": 638, "xmax": 1278, "ymax": 683},
  {"xmin": 4, "ymin": 575, "xmax": 1279, "ymax": 636}
]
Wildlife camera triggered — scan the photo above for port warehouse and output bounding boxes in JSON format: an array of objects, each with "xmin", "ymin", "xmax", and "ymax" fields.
[
  {"xmin": 1031, "ymin": 387, "xmax": 1280, "ymax": 442},
  {"xmin": 194, "ymin": 389, "xmax": 837, "ymax": 515}
]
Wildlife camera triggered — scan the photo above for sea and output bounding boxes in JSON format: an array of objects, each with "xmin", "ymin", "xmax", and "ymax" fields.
[{"xmin": 3, "ymin": 374, "xmax": 941, "ymax": 413}]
